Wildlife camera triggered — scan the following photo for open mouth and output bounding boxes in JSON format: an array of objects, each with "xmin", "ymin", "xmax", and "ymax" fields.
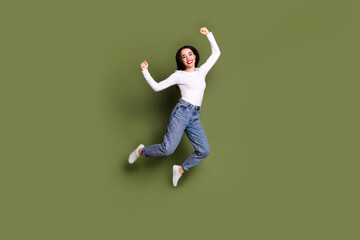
[{"xmin": 187, "ymin": 60, "xmax": 193, "ymax": 64}]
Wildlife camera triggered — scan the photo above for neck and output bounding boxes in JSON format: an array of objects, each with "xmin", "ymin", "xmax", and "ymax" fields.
[{"xmin": 184, "ymin": 66, "xmax": 196, "ymax": 72}]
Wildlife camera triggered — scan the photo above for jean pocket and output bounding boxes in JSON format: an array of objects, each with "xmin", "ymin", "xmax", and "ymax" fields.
[{"xmin": 171, "ymin": 105, "xmax": 188, "ymax": 118}]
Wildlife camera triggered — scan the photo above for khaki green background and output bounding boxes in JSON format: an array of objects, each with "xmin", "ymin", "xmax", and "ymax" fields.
[{"xmin": 1, "ymin": 0, "xmax": 359, "ymax": 239}]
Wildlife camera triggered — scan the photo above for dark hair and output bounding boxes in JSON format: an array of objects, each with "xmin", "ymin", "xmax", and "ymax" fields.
[{"xmin": 175, "ymin": 45, "xmax": 200, "ymax": 70}]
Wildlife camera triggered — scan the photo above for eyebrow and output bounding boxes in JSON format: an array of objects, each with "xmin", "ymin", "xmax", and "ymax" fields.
[{"xmin": 181, "ymin": 51, "xmax": 192, "ymax": 57}]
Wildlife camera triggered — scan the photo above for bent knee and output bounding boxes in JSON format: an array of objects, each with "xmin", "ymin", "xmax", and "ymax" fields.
[
  {"xmin": 161, "ymin": 146, "xmax": 176, "ymax": 156},
  {"xmin": 200, "ymin": 147, "xmax": 210, "ymax": 157},
  {"xmin": 164, "ymin": 149, "xmax": 175, "ymax": 156}
]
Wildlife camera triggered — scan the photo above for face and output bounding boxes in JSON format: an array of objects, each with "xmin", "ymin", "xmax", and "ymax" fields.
[{"xmin": 180, "ymin": 48, "xmax": 196, "ymax": 69}]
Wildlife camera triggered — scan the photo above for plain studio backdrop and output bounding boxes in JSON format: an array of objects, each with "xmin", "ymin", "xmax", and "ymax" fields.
[{"xmin": 0, "ymin": 0, "xmax": 359, "ymax": 239}]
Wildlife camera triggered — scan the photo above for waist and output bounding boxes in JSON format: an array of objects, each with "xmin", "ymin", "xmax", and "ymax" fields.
[{"xmin": 178, "ymin": 98, "xmax": 201, "ymax": 111}]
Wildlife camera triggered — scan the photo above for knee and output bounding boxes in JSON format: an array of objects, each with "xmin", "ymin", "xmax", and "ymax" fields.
[
  {"xmin": 200, "ymin": 146, "xmax": 210, "ymax": 158},
  {"xmin": 164, "ymin": 148, "xmax": 175, "ymax": 156},
  {"xmin": 161, "ymin": 144, "xmax": 176, "ymax": 156}
]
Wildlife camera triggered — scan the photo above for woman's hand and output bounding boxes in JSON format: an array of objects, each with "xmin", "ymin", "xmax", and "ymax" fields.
[
  {"xmin": 140, "ymin": 60, "xmax": 148, "ymax": 71},
  {"xmin": 200, "ymin": 27, "xmax": 210, "ymax": 35}
]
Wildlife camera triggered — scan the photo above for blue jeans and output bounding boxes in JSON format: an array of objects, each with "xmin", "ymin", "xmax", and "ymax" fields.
[{"xmin": 142, "ymin": 98, "xmax": 210, "ymax": 171}]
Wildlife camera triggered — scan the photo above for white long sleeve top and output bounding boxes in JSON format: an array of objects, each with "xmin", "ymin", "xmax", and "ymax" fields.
[{"xmin": 141, "ymin": 32, "xmax": 221, "ymax": 107}]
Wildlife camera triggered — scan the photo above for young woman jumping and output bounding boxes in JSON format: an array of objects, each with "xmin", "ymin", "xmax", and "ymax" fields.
[{"xmin": 128, "ymin": 27, "xmax": 221, "ymax": 187}]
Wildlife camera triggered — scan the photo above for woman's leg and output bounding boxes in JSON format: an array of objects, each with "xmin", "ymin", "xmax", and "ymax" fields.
[
  {"xmin": 182, "ymin": 118, "xmax": 210, "ymax": 171},
  {"xmin": 142, "ymin": 114, "xmax": 187, "ymax": 158}
]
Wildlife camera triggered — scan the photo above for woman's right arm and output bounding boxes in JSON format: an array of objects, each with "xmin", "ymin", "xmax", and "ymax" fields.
[{"xmin": 140, "ymin": 60, "xmax": 178, "ymax": 92}]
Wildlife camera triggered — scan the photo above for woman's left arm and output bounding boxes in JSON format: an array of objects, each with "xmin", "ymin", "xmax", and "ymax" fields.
[{"xmin": 198, "ymin": 27, "xmax": 221, "ymax": 75}]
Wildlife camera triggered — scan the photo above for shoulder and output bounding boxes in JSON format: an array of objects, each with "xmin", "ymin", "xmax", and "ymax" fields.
[
  {"xmin": 172, "ymin": 70, "xmax": 180, "ymax": 76},
  {"xmin": 168, "ymin": 70, "xmax": 180, "ymax": 81},
  {"xmin": 174, "ymin": 70, "xmax": 184, "ymax": 76}
]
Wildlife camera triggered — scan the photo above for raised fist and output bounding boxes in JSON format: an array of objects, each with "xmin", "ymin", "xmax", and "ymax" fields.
[
  {"xmin": 200, "ymin": 27, "xmax": 210, "ymax": 35},
  {"xmin": 140, "ymin": 60, "xmax": 148, "ymax": 71}
]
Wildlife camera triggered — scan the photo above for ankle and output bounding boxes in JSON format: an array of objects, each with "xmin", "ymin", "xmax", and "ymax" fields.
[{"xmin": 178, "ymin": 166, "xmax": 185, "ymax": 175}]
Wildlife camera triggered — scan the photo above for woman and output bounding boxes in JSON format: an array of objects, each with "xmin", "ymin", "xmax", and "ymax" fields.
[{"xmin": 128, "ymin": 27, "xmax": 221, "ymax": 187}]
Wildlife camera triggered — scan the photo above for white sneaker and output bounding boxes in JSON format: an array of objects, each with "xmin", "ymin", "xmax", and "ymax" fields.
[
  {"xmin": 128, "ymin": 144, "xmax": 144, "ymax": 164},
  {"xmin": 172, "ymin": 165, "xmax": 182, "ymax": 187}
]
